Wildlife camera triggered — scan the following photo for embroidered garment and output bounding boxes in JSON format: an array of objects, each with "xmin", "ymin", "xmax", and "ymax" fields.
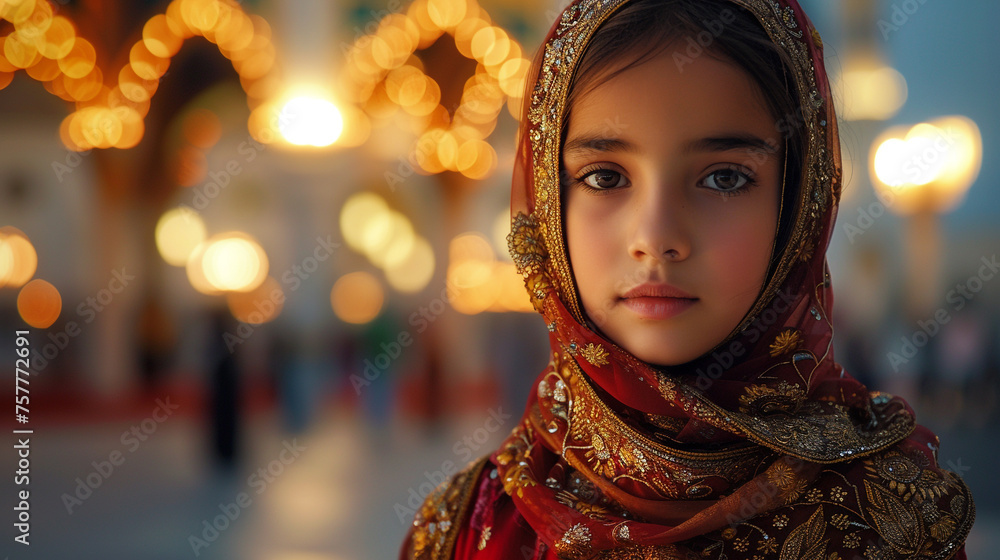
[{"xmin": 400, "ymin": 0, "xmax": 975, "ymax": 558}]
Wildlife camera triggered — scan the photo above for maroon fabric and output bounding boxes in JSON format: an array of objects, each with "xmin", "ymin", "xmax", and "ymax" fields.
[{"xmin": 401, "ymin": 0, "xmax": 975, "ymax": 558}]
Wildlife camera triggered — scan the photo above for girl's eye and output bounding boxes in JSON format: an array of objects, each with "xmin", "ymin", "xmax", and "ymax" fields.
[
  {"xmin": 702, "ymin": 168, "xmax": 753, "ymax": 193},
  {"xmin": 580, "ymin": 169, "xmax": 629, "ymax": 190}
]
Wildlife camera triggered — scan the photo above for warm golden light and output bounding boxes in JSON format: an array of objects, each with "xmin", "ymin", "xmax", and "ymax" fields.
[
  {"xmin": 498, "ymin": 57, "xmax": 530, "ymax": 97},
  {"xmin": 331, "ymin": 271, "xmax": 384, "ymax": 324},
  {"xmin": 426, "ymin": 0, "xmax": 467, "ymax": 30},
  {"xmin": 447, "ymin": 232, "xmax": 498, "ymax": 313},
  {"xmin": 58, "ymin": 36, "xmax": 96, "ymax": 78},
  {"xmin": 185, "ymin": 241, "xmax": 222, "ymax": 296},
  {"xmin": 340, "ymin": 192, "xmax": 390, "ymax": 252},
  {"xmin": 366, "ymin": 211, "xmax": 416, "ymax": 268},
  {"xmin": 155, "ymin": 206, "xmax": 207, "ymax": 266},
  {"xmin": 870, "ymin": 116, "xmax": 982, "ymax": 214},
  {"xmin": 2, "ymin": 0, "xmax": 280, "ymax": 151},
  {"xmin": 492, "ymin": 208, "xmax": 511, "ymax": 260},
  {"xmin": 0, "ymin": 237, "xmax": 11, "ymax": 287},
  {"xmin": 227, "ymin": 276, "xmax": 283, "ymax": 324},
  {"xmin": 200, "ymin": 233, "xmax": 269, "ymax": 292},
  {"xmin": 385, "ymin": 237, "xmax": 434, "ymax": 293},
  {"xmin": 493, "ymin": 262, "xmax": 533, "ymax": 312},
  {"xmin": 38, "ymin": 15, "xmax": 76, "ymax": 59},
  {"xmin": 17, "ymin": 278, "xmax": 62, "ymax": 329},
  {"xmin": 0, "ymin": 227, "xmax": 38, "ymax": 289},
  {"xmin": 0, "ymin": 0, "xmax": 38, "ymax": 26},
  {"xmin": 837, "ymin": 64, "xmax": 907, "ymax": 121},
  {"xmin": 143, "ymin": 14, "xmax": 184, "ymax": 58},
  {"xmin": 278, "ymin": 96, "xmax": 344, "ymax": 147}
]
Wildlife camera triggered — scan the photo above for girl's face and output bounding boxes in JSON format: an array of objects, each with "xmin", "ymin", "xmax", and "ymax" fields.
[{"xmin": 563, "ymin": 46, "xmax": 783, "ymax": 366}]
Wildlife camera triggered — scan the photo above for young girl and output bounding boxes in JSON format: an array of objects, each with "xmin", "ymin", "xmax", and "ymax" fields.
[{"xmin": 401, "ymin": 0, "xmax": 975, "ymax": 558}]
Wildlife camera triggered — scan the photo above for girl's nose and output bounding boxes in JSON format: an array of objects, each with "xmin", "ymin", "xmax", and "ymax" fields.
[{"xmin": 627, "ymin": 183, "xmax": 691, "ymax": 263}]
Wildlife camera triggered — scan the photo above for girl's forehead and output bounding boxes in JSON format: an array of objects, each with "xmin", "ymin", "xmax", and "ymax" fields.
[{"xmin": 563, "ymin": 50, "xmax": 778, "ymax": 153}]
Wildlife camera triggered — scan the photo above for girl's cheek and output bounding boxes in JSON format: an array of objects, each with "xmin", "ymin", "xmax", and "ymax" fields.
[{"xmin": 707, "ymin": 215, "xmax": 774, "ymax": 280}]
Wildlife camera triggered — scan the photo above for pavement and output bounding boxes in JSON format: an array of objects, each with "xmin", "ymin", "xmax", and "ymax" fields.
[{"xmin": 2, "ymin": 405, "xmax": 997, "ymax": 559}]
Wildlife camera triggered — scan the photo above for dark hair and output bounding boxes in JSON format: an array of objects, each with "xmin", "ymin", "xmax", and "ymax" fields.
[{"xmin": 562, "ymin": 0, "xmax": 805, "ymax": 272}]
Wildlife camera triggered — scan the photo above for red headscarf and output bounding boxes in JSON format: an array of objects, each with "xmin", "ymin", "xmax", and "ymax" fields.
[{"xmin": 402, "ymin": 0, "xmax": 975, "ymax": 558}]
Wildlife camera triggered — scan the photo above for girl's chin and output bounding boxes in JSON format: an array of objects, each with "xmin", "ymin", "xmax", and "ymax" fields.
[{"xmin": 619, "ymin": 340, "xmax": 707, "ymax": 368}]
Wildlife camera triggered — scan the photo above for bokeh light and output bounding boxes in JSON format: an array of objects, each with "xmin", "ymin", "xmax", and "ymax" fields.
[
  {"xmin": 0, "ymin": 227, "xmax": 38, "ymax": 289},
  {"xmin": 278, "ymin": 96, "xmax": 344, "ymax": 147},
  {"xmin": 340, "ymin": 192, "xmax": 390, "ymax": 252},
  {"xmin": 331, "ymin": 271, "xmax": 384, "ymax": 324},
  {"xmin": 200, "ymin": 233, "xmax": 269, "ymax": 292},
  {"xmin": 871, "ymin": 116, "xmax": 982, "ymax": 214},
  {"xmin": 227, "ymin": 275, "xmax": 284, "ymax": 324},
  {"xmin": 155, "ymin": 206, "xmax": 208, "ymax": 266},
  {"xmin": 384, "ymin": 237, "xmax": 434, "ymax": 293},
  {"xmin": 0, "ymin": 0, "xmax": 280, "ymax": 151},
  {"xmin": 17, "ymin": 278, "xmax": 62, "ymax": 329}
]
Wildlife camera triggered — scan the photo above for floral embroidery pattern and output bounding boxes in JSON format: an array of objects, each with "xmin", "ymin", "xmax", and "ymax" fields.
[
  {"xmin": 556, "ymin": 523, "xmax": 593, "ymax": 559},
  {"xmin": 738, "ymin": 380, "xmax": 806, "ymax": 416},
  {"xmin": 768, "ymin": 328, "xmax": 802, "ymax": 357},
  {"xmin": 409, "ymin": 458, "xmax": 488, "ymax": 560},
  {"xmin": 507, "ymin": 212, "xmax": 548, "ymax": 275},
  {"xmin": 526, "ymin": 271, "xmax": 552, "ymax": 313},
  {"xmin": 581, "ymin": 342, "xmax": 610, "ymax": 366},
  {"xmin": 477, "ymin": 526, "xmax": 491, "ymax": 551}
]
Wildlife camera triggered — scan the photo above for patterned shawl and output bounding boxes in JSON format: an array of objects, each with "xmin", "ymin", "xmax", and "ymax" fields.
[{"xmin": 402, "ymin": 0, "xmax": 975, "ymax": 558}]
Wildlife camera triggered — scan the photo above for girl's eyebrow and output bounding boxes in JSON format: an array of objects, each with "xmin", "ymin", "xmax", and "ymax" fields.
[
  {"xmin": 685, "ymin": 134, "xmax": 779, "ymax": 155},
  {"xmin": 563, "ymin": 136, "xmax": 638, "ymax": 156},
  {"xmin": 563, "ymin": 133, "xmax": 779, "ymax": 157}
]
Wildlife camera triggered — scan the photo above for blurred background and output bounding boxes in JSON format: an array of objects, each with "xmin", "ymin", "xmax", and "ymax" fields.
[{"xmin": 0, "ymin": 0, "xmax": 996, "ymax": 558}]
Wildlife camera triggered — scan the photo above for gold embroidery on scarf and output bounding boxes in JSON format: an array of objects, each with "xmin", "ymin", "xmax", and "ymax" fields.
[
  {"xmin": 700, "ymin": 447, "xmax": 975, "ymax": 560},
  {"xmin": 581, "ymin": 342, "xmax": 611, "ymax": 366},
  {"xmin": 738, "ymin": 380, "xmax": 806, "ymax": 416},
  {"xmin": 769, "ymin": 328, "xmax": 803, "ymax": 357},
  {"xmin": 497, "ymin": 422, "xmax": 540, "ymax": 498},
  {"xmin": 555, "ymin": 523, "xmax": 593, "ymax": 559},
  {"xmin": 593, "ymin": 545, "xmax": 694, "ymax": 559},
  {"xmin": 544, "ymin": 354, "xmax": 774, "ymax": 499},
  {"xmin": 555, "ymin": 489, "xmax": 613, "ymax": 520},
  {"xmin": 477, "ymin": 525, "xmax": 491, "ymax": 551},
  {"xmin": 409, "ymin": 457, "xmax": 488, "ymax": 560},
  {"xmin": 508, "ymin": 212, "xmax": 548, "ymax": 275},
  {"xmin": 652, "ymin": 368, "xmax": 916, "ymax": 463}
]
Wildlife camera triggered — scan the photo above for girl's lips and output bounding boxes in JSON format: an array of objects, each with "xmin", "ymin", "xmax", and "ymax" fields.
[
  {"xmin": 619, "ymin": 296, "xmax": 697, "ymax": 320},
  {"xmin": 621, "ymin": 282, "xmax": 697, "ymax": 299}
]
